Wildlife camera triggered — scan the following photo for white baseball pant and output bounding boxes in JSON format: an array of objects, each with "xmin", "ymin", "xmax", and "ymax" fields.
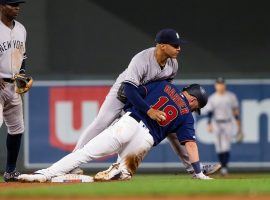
[
  {"xmin": 0, "ymin": 83, "xmax": 24, "ymax": 135},
  {"xmin": 36, "ymin": 113, "xmax": 154, "ymax": 178},
  {"xmin": 73, "ymin": 86, "xmax": 192, "ymax": 170},
  {"xmin": 213, "ymin": 121, "xmax": 235, "ymax": 153}
]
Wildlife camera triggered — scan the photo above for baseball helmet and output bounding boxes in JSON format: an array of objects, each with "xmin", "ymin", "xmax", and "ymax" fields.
[{"xmin": 182, "ymin": 84, "xmax": 208, "ymax": 115}]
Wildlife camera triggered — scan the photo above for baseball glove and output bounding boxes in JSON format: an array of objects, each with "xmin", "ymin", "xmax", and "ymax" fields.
[
  {"xmin": 117, "ymin": 82, "xmax": 127, "ymax": 103},
  {"xmin": 13, "ymin": 73, "xmax": 33, "ymax": 94}
]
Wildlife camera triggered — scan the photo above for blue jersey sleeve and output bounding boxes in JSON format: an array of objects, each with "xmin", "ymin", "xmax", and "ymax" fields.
[
  {"xmin": 123, "ymin": 80, "xmax": 168, "ymax": 111},
  {"xmin": 124, "ymin": 83, "xmax": 151, "ymax": 113},
  {"xmin": 176, "ymin": 114, "xmax": 196, "ymax": 145}
]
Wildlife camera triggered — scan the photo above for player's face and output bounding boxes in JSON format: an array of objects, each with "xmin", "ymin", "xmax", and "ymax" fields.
[
  {"xmin": 215, "ymin": 83, "xmax": 226, "ymax": 94},
  {"xmin": 188, "ymin": 96, "xmax": 200, "ymax": 112},
  {"xmin": 162, "ymin": 44, "xmax": 181, "ymax": 58},
  {"xmin": 1, "ymin": 3, "xmax": 21, "ymax": 20}
]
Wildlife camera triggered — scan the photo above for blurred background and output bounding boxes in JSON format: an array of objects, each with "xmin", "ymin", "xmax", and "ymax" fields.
[
  {"xmin": 1, "ymin": 0, "xmax": 270, "ymax": 173},
  {"xmin": 17, "ymin": 0, "xmax": 270, "ymax": 79}
]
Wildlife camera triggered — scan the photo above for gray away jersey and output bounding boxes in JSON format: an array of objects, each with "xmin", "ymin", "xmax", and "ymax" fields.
[
  {"xmin": 0, "ymin": 20, "xmax": 26, "ymax": 78},
  {"xmin": 111, "ymin": 47, "xmax": 178, "ymax": 94},
  {"xmin": 207, "ymin": 91, "xmax": 239, "ymax": 121}
]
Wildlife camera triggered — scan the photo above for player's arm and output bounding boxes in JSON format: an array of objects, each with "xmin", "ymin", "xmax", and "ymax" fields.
[
  {"xmin": 231, "ymin": 93, "xmax": 243, "ymax": 142},
  {"xmin": 124, "ymin": 82, "xmax": 166, "ymax": 122},
  {"xmin": 175, "ymin": 115, "xmax": 212, "ymax": 179},
  {"xmin": 20, "ymin": 29, "xmax": 27, "ymax": 74},
  {"xmin": 123, "ymin": 57, "xmax": 166, "ymax": 122},
  {"xmin": 20, "ymin": 53, "xmax": 27, "ymax": 74}
]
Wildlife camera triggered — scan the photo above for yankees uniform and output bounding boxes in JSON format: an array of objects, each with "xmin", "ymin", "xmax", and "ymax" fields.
[
  {"xmin": 73, "ymin": 29, "xmax": 195, "ymax": 172},
  {"xmin": 75, "ymin": 46, "xmax": 178, "ymax": 149},
  {"xmin": 206, "ymin": 77, "xmax": 241, "ymax": 175},
  {"xmin": 19, "ymin": 81, "xmax": 212, "ymax": 182},
  {"xmin": 0, "ymin": 0, "xmax": 27, "ymax": 182}
]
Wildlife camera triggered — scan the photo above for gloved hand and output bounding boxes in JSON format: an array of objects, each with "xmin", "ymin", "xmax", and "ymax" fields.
[{"xmin": 13, "ymin": 73, "xmax": 33, "ymax": 94}]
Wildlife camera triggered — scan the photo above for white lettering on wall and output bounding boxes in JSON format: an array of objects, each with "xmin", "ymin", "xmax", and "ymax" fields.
[{"xmin": 55, "ymin": 101, "xmax": 99, "ymax": 145}]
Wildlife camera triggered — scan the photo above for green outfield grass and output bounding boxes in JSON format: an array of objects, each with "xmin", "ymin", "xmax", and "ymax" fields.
[{"xmin": 0, "ymin": 173, "xmax": 270, "ymax": 197}]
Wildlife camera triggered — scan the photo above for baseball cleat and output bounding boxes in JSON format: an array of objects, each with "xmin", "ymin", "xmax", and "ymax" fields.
[
  {"xmin": 193, "ymin": 172, "xmax": 213, "ymax": 180},
  {"xmin": 94, "ymin": 163, "xmax": 120, "ymax": 181},
  {"xmin": 3, "ymin": 170, "xmax": 21, "ymax": 182},
  {"xmin": 18, "ymin": 173, "xmax": 47, "ymax": 183},
  {"xmin": 69, "ymin": 167, "xmax": 84, "ymax": 175},
  {"xmin": 220, "ymin": 167, "xmax": 228, "ymax": 176},
  {"xmin": 94, "ymin": 163, "xmax": 132, "ymax": 181},
  {"xmin": 202, "ymin": 163, "xmax": 221, "ymax": 176}
]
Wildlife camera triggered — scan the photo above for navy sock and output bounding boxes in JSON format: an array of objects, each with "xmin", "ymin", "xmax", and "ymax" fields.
[
  {"xmin": 218, "ymin": 153, "xmax": 225, "ymax": 168},
  {"xmin": 223, "ymin": 152, "xmax": 230, "ymax": 168},
  {"xmin": 218, "ymin": 152, "xmax": 230, "ymax": 168},
  {"xmin": 6, "ymin": 134, "xmax": 22, "ymax": 173}
]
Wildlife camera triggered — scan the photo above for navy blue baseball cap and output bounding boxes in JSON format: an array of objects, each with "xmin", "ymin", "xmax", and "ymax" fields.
[
  {"xmin": 155, "ymin": 28, "xmax": 186, "ymax": 45},
  {"xmin": 216, "ymin": 77, "xmax": 225, "ymax": 84},
  {"xmin": 182, "ymin": 84, "xmax": 208, "ymax": 115},
  {"xmin": 0, "ymin": 0, "xmax": 26, "ymax": 4}
]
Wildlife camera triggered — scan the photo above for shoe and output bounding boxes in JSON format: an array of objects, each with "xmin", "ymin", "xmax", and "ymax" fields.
[
  {"xmin": 3, "ymin": 170, "xmax": 21, "ymax": 182},
  {"xmin": 193, "ymin": 172, "xmax": 213, "ymax": 180},
  {"xmin": 69, "ymin": 167, "xmax": 84, "ymax": 175},
  {"xmin": 202, "ymin": 163, "xmax": 221, "ymax": 176},
  {"xmin": 94, "ymin": 163, "xmax": 132, "ymax": 181},
  {"xmin": 220, "ymin": 167, "xmax": 228, "ymax": 176},
  {"xmin": 94, "ymin": 163, "xmax": 121, "ymax": 181},
  {"xmin": 18, "ymin": 173, "xmax": 47, "ymax": 183}
]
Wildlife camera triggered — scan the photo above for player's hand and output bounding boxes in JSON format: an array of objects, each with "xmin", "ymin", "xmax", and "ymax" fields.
[
  {"xmin": 207, "ymin": 124, "xmax": 213, "ymax": 133},
  {"xmin": 147, "ymin": 108, "xmax": 167, "ymax": 122},
  {"xmin": 193, "ymin": 172, "xmax": 213, "ymax": 180},
  {"xmin": 235, "ymin": 129, "xmax": 244, "ymax": 143},
  {"xmin": 0, "ymin": 79, "xmax": 6, "ymax": 90}
]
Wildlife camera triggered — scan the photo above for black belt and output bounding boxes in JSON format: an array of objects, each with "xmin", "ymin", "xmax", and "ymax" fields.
[
  {"xmin": 215, "ymin": 119, "xmax": 231, "ymax": 123},
  {"xmin": 129, "ymin": 112, "xmax": 141, "ymax": 123},
  {"xmin": 2, "ymin": 78, "xmax": 14, "ymax": 83}
]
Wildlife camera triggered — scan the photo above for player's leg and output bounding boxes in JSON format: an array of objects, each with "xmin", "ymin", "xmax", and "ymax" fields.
[
  {"xmin": 19, "ymin": 113, "xmax": 142, "ymax": 182},
  {"xmin": 3, "ymin": 94, "xmax": 24, "ymax": 182},
  {"xmin": 73, "ymin": 92, "xmax": 124, "ymax": 151},
  {"xmin": 94, "ymin": 120, "xmax": 154, "ymax": 181},
  {"xmin": 214, "ymin": 123, "xmax": 230, "ymax": 176},
  {"xmin": 219, "ymin": 123, "xmax": 233, "ymax": 175}
]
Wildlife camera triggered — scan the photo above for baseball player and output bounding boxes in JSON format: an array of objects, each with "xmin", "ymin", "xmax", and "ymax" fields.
[
  {"xmin": 72, "ymin": 28, "xmax": 220, "ymax": 178},
  {"xmin": 206, "ymin": 77, "xmax": 243, "ymax": 176},
  {"xmin": 0, "ymin": 0, "xmax": 27, "ymax": 182},
  {"xmin": 19, "ymin": 80, "xmax": 213, "ymax": 182}
]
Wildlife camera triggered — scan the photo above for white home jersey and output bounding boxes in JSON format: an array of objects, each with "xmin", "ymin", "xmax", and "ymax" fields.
[
  {"xmin": 207, "ymin": 91, "xmax": 239, "ymax": 121},
  {"xmin": 110, "ymin": 47, "xmax": 178, "ymax": 94},
  {"xmin": 0, "ymin": 20, "xmax": 26, "ymax": 78}
]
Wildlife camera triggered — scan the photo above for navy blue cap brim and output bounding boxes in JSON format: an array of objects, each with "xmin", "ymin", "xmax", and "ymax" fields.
[
  {"xmin": 172, "ymin": 39, "xmax": 188, "ymax": 45},
  {"xmin": 157, "ymin": 38, "xmax": 188, "ymax": 45}
]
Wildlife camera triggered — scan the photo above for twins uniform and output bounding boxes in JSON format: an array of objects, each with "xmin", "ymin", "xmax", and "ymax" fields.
[
  {"xmin": 207, "ymin": 91, "xmax": 239, "ymax": 153},
  {"xmin": 0, "ymin": 19, "xmax": 26, "ymax": 135},
  {"xmin": 34, "ymin": 80, "xmax": 197, "ymax": 178},
  {"xmin": 74, "ymin": 47, "xmax": 178, "ymax": 150}
]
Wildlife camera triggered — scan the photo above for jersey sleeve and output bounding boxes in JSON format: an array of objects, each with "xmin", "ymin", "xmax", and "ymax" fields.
[
  {"xmin": 123, "ymin": 56, "xmax": 146, "ymax": 87},
  {"xmin": 175, "ymin": 114, "xmax": 196, "ymax": 145}
]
